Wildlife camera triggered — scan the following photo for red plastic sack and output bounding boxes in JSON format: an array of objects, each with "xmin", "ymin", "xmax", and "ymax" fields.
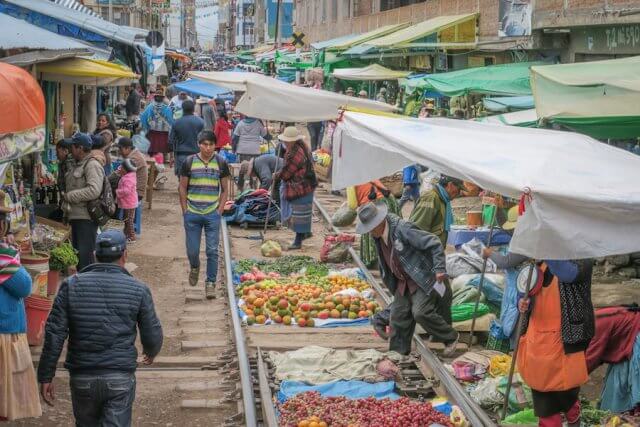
[{"xmin": 320, "ymin": 233, "xmax": 355, "ymax": 263}]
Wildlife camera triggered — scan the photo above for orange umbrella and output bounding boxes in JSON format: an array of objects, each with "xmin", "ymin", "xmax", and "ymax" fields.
[{"xmin": 0, "ymin": 63, "xmax": 45, "ymax": 134}]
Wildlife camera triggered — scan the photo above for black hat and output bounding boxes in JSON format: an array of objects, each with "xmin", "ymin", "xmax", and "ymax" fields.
[{"xmin": 118, "ymin": 137, "xmax": 133, "ymax": 148}]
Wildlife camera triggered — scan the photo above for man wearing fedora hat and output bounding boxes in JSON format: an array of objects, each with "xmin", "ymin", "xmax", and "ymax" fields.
[{"xmin": 357, "ymin": 201, "xmax": 459, "ymax": 356}]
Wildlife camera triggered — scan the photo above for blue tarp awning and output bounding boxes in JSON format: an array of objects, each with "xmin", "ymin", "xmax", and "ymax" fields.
[
  {"xmin": 483, "ymin": 96, "xmax": 534, "ymax": 112},
  {"xmin": 174, "ymin": 79, "xmax": 233, "ymax": 100}
]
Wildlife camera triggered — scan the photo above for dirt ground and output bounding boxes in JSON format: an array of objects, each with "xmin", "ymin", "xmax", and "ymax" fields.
[{"xmin": 10, "ymin": 177, "xmax": 238, "ymax": 427}]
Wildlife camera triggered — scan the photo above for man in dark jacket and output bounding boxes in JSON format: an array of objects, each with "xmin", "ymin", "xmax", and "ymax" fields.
[
  {"xmin": 125, "ymin": 84, "xmax": 141, "ymax": 120},
  {"xmin": 170, "ymin": 99, "xmax": 204, "ymax": 175},
  {"xmin": 356, "ymin": 201, "xmax": 458, "ymax": 356},
  {"xmin": 38, "ymin": 230, "xmax": 163, "ymax": 426}
]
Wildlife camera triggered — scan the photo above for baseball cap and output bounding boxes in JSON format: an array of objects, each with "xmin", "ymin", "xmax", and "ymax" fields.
[
  {"xmin": 57, "ymin": 138, "xmax": 73, "ymax": 148},
  {"xmin": 117, "ymin": 137, "xmax": 134, "ymax": 148},
  {"xmin": 71, "ymin": 133, "xmax": 93, "ymax": 149},
  {"xmin": 95, "ymin": 230, "xmax": 127, "ymax": 258}
]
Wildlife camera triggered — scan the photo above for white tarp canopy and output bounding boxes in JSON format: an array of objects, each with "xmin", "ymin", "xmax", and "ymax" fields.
[
  {"xmin": 332, "ymin": 64, "xmax": 410, "ymax": 81},
  {"xmin": 333, "ymin": 111, "xmax": 640, "ymax": 260},
  {"xmin": 189, "ymin": 71, "xmax": 397, "ymax": 121}
]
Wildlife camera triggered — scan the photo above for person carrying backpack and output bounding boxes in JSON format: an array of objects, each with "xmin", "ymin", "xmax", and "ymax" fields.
[
  {"xmin": 140, "ymin": 87, "xmax": 174, "ymax": 158},
  {"xmin": 63, "ymin": 133, "xmax": 106, "ymax": 270},
  {"xmin": 179, "ymin": 131, "xmax": 231, "ymax": 299}
]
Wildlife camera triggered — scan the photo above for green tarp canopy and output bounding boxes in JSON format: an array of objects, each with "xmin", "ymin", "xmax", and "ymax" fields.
[
  {"xmin": 403, "ymin": 62, "xmax": 544, "ymax": 96},
  {"xmin": 532, "ymin": 56, "xmax": 640, "ymax": 139},
  {"xmin": 476, "ymin": 109, "xmax": 538, "ymax": 127}
]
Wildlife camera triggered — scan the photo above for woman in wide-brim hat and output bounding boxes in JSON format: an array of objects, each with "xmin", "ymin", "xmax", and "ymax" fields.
[
  {"xmin": 0, "ymin": 192, "xmax": 42, "ymax": 421},
  {"xmin": 274, "ymin": 127, "xmax": 318, "ymax": 250}
]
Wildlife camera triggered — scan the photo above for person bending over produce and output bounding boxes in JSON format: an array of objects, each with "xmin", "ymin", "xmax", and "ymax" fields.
[{"xmin": 356, "ymin": 201, "xmax": 458, "ymax": 356}]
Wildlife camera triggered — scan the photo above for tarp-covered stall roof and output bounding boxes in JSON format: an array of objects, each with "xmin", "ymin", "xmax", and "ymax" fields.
[
  {"xmin": 332, "ymin": 64, "xmax": 410, "ymax": 81},
  {"xmin": 403, "ymin": 61, "xmax": 542, "ymax": 96},
  {"xmin": 361, "ymin": 14, "xmax": 477, "ymax": 49},
  {"xmin": 189, "ymin": 71, "xmax": 397, "ymax": 122},
  {"xmin": 311, "ymin": 34, "xmax": 358, "ymax": 50},
  {"xmin": 475, "ymin": 109, "xmax": 538, "ymax": 127},
  {"xmin": 173, "ymin": 79, "xmax": 233, "ymax": 100},
  {"xmin": 37, "ymin": 57, "xmax": 138, "ymax": 86},
  {"xmin": 531, "ymin": 56, "xmax": 640, "ymax": 139},
  {"xmin": 483, "ymin": 96, "xmax": 534, "ymax": 112},
  {"xmin": 332, "ymin": 111, "xmax": 640, "ymax": 260},
  {"xmin": 0, "ymin": 12, "xmax": 94, "ymax": 51}
]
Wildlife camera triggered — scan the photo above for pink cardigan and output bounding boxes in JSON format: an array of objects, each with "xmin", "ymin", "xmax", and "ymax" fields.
[{"xmin": 116, "ymin": 172, "xmax": 138, "ymax": 209}]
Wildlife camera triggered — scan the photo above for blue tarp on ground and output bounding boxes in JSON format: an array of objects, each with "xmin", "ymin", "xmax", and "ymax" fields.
[
  {"xmin": 174, "ymin": 79, "xmax": 234, "ymax": 100},
  {"xmin": 277, "ymin": 380, "xmax": 399, "ymax": 403}
]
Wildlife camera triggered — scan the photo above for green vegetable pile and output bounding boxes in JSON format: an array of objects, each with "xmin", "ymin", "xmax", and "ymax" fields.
[
  {"xmin": 236, "ymin": 256, "xmax": 329, "ymax": 277},
  {"xmin": 580, "ymin": 399, "xmax": 611, "ymax": 426},
  {"xmin": 49, "ymin": 243, "xmax": 79, "ymax": 272}
]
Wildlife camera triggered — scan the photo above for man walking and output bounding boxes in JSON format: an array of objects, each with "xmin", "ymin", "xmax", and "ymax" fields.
[
  {"xmin": 170, "ymin": 100, "xmax": 204, "ymax": 175},
  {"xmin": 63, "ymin": 133, "xmax": 105, "ymax": 270},
  {"xmin": 356, "ymin": 201, "xmax": 458, "ymax": 356},
  {"xmin": 38, "ymin": 230, "xmax": 163, "ymax": 426},
  {"xmin": 179, "ymin": 131, "xmax": 231, "ymax": 298},
  {"xmin": 125, "ymin": 84, "xmax": 141, "ymax": 121},
  {"xmin": 409, "ymin": 175, "xmax": 463, "ymax": 247}
]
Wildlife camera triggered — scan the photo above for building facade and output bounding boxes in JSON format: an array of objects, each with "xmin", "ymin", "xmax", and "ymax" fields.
[{"xmin": 294, "ymin": 0, "xmax": 640, "ymax": 65}]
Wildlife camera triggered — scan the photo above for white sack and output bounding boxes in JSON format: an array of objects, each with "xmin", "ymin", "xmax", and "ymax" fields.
[{"xmin": 332, "ymin": 111, "xmax": 640, "ymax": 260}]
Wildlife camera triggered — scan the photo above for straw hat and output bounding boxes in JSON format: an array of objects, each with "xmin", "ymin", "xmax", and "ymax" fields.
[
  {"xmin": 278, "ymin": 126, "xmax": 302, "ymax": 142},
  {"xmin": 358, "ymin": 90, "xmax": 368, "ymax": 97},
  {"xmin": 502, "ymin": 205, "xmax": 519, "ymax": 231}
]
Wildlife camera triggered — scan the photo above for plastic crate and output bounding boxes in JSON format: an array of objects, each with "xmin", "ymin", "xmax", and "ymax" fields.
[{"xmin": 485, "ymin": 334, "xmax": 511, "ymax": 353}]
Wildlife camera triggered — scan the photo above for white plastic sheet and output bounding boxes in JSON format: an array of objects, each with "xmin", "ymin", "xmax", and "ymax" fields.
[
  {"xmin": 189, "ymin": 71, "xmax": 397, "ymax": 121},
  {"xmin": 332, "ymin": 111, "xmax": 640, "ymax": 259}
]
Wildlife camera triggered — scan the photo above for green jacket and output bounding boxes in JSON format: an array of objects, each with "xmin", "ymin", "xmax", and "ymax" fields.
[{"xmin": 409, "ymin": 189, "xmax": 447, "ymax": 247}]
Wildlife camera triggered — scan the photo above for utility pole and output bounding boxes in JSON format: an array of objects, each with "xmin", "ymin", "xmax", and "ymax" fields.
[
  {"xmin": 108, "ymin": 0, "xmax": 113, "ymax": 22},
  {"xmin": 274, "ymin": 0, "xmax": 282, "ymax": 48}
]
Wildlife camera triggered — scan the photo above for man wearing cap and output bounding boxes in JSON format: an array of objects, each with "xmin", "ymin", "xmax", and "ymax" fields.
[
  {"xmin": 117, "ymin": 137, "xmax": 149, "ymax": 203},
  {"xmin": 345, "ymin": 87, "xmax": 355, "ymax": 97},
  {"xmin": 358, "ymin": 90, "xmax": 368, "ymax": 99},
  {"xmin": 357, "ymin": 201, "xmax": 458, "ymax": 356},
  {"xmin": 409, "ymin": 175, "xmax": 463, "ymax": 248},
  {"xmin": 64, "ymin": 133, "xmax": 105, "ymax": 270},
  {"xmin": 170, "ymin": 100, "xmax": 204, "ymax": 175},
  {"xmin": 38, "ymin": 230, "xmax": 163, "ymax": 426}
]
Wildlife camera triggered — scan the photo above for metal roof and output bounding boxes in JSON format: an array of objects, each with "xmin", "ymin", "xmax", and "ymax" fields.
[
  {"xmin": 4, "ymin": 0, "xmax": 147, "ymax": 46},
  {"xmin": 0, "ymin": 48, "xmax": 90, "ymax": 66},
  {"xmin": 0, "ymin": 12, "xmax": 95, "ymax": 50},
  {"xmin": 50, "ymin": 0, "xmax": 99, "ymax": 18}
]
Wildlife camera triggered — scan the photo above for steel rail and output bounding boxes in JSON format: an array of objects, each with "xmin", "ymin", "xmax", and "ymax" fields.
[
  {"xmin": 313, "ymin": 198, "xmax": 496, "ymax": 427},
  {"xmin": 221, "ymin": 218, "xmax": 258, "ymax": 427}
]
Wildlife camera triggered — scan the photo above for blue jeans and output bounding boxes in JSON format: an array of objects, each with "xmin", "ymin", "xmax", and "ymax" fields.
[
  {"xmin": 398, "ymin": 184, "xmax": 420, "ymax": 212},
  {"xmin": 70, "ymin": 372, "xmax": 136, "ymax": 427},
  {"xmin": 174, "ymin": 153, "xmax": 192, "ymax": 176},
  {"xmin": 184, "ymin": 211, "xmax": 221, "ymax": 282}
]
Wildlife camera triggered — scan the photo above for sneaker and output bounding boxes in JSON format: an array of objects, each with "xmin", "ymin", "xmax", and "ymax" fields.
[
  {"xmin": 189, "ymin": 267, "xmax": 199, "ymax": 287},
  {"xmin": 442, "ymin": 333, "xmax": 460, "ymax": 357},
  {"xmin": 205, "ymin": 281, "xmax": 216, "ymax": 299}
]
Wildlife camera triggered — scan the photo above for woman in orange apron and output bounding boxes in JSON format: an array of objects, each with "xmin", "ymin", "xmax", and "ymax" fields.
[{"xmin": 517, "ymin": 261, "xmax": 594, "ymax": 427}]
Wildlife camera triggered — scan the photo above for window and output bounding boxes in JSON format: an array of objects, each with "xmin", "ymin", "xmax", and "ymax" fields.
[
  {"xmin": 380, "ymin": 0, "xmax": 425, "ymax": 12},
  {"xmin": 331, "ymin": 0, "xmax": 338, "ymax": 21}
]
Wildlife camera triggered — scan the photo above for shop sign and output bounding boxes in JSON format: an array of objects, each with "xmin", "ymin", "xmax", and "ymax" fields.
[{"xmin": 574, "ymin": 25, "xmax": 640, "ymax": 54}]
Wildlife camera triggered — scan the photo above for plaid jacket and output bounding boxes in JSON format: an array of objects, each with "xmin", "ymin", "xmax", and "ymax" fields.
[
  {"xmin": 374, "ymin": 214, "xmax": 446, "ymax": 295},
  {"xmin": 279, "ymin": 141, "xmax": 317, "ymax": 201}
]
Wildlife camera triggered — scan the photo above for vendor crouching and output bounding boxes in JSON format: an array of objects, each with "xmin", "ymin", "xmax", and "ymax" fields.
[{"xmin": 356, "ymin": 201, "xmax": 458, "ymax": 356}]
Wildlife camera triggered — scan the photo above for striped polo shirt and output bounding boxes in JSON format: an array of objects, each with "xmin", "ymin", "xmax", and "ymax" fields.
[{"xmin": 180, "ymin": 154, "xmax": 230, "ymax": 215}]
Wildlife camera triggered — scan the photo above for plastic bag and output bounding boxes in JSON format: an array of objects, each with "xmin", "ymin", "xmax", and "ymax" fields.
[
  {"xmin": 452, "ymin": 285, "xmax": 485, "ymax": 305},
  {"xmin": 470, "ymin": 377, "xmax": 502, "ymax": 409},
  {"xmin": 451, "ymin": 303, "xmax": 489, "ymax": 322},
  {"xmin": 489, "ymin": 355, "xmax": 512, "ymax": 377},
  {"xmin": 502, "ymin": 408, "xmax": 538, "ymax": 425},
  {"xmin": 331, "ymin": 202, "xmax": 357, "ymax": 227},
  {"xmin": 261, "ymin": 240, "xmax": 282, "ymax": 257},
  {"xmin": 320, "ymin": 234, "xmax": 355, "ymax": 263},
  {"xmin": 497, "ymin": 373, "xmax": 533, "ymax": 413},
  {"xmin": 346, "ymin": 187, "xmax": 357, "ymax": 210}
]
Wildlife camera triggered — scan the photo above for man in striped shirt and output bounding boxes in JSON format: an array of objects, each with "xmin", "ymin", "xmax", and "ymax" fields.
[{"xmin": 179, "ymin": 131, "xmax": 231, "ymax": 299}]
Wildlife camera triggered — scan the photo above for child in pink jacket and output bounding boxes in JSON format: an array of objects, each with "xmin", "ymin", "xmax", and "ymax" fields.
[{"xmin": 116, "ymin": 158, "xmax": 138, "ymax": 242}]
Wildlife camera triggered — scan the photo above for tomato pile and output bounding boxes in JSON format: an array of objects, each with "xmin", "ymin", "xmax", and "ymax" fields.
[
  {"xmin": 278, "ymin": 392, "xmax": 453, "ymax": 427},
  {"xmin": 237, "ymin": 267, "xmax": 381, "ymax": 326}
]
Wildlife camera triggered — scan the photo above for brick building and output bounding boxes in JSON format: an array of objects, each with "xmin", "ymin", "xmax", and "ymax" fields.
[{"xmin": 294, "ymin": 0, "xmax": 640, "ymax": 68}]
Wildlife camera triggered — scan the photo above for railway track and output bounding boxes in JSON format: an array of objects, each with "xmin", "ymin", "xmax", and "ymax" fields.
[{"xmin": 219, "ymin": 184, "xmax": 496, "ymax": 427}]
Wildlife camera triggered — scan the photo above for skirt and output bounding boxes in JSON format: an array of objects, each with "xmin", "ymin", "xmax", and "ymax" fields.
[
  {"xmin": 531, "ymin": 387, "xmax": 580, "ymax": 418},
  {"xmin": 147, "ymin": 130, "xmax": 170, "ymax": 154},
  {"xmin": 0, "ymin": 334, "xmax": 42, "ymax": 420},
  {"xmin": 360, "ymin": 196, "xmax": 400, "ymax": 268},
  {"xmin": 288, "ymin": 191, "xmax": 314, "ymax": 234}
]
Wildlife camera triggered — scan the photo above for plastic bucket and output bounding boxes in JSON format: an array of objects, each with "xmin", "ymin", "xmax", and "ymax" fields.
[
  {"xmin": 25, "ymin": 295, "xmax": 53, "ymax": 346},
  {"xmin": 47, "ymin": 270, "xmax": 60, "ymax": 296},
  {"xmin": 21, "ymin": 251, "xmax": 50, "ymax": 297}
]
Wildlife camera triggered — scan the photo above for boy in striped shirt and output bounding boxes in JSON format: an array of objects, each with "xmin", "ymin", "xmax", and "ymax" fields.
[{"xmin": 179, "ymin": 131, "xmax": 231, "ymax": 299}]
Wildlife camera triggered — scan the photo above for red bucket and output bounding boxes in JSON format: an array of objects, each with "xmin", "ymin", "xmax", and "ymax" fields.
[{"xmin": 25, "ymin": 295, "xmax": 53, "ymax": 346}]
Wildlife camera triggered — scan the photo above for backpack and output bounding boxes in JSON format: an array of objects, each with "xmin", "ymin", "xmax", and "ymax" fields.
[
  {"xmin": 148, "ymin": 104, "xmax": 171, "ymax": 132},
  {"xmin": 86, "ymin": 160, "xmax": 117, "ymax": 226}
]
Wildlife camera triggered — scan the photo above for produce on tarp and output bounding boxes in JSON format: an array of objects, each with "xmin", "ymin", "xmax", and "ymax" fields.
[
  {"xmin": 261, "ymin": 240, "xmax": 282, "ymax": 257},
  {"xmin": 236, "ymin": 255, "xmax": 329, "ymax": 277},
  {"xmin": 238, "ymin": 272, "xmax": 380, "ymax": 326},
  {"xmin": 277, "ymin": 392, "xmax": 454, "ymax": 427}
]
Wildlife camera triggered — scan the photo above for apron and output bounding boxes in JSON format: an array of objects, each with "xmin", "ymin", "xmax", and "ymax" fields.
[{"xmin": 517, "ymin": 265, "xmax": 589, "ymax": 392}]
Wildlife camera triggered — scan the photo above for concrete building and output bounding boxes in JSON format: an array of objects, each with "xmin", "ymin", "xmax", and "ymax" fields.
[{"xmin": 294, "ymin": 0, "xmax": 640, "ymax": 68}]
